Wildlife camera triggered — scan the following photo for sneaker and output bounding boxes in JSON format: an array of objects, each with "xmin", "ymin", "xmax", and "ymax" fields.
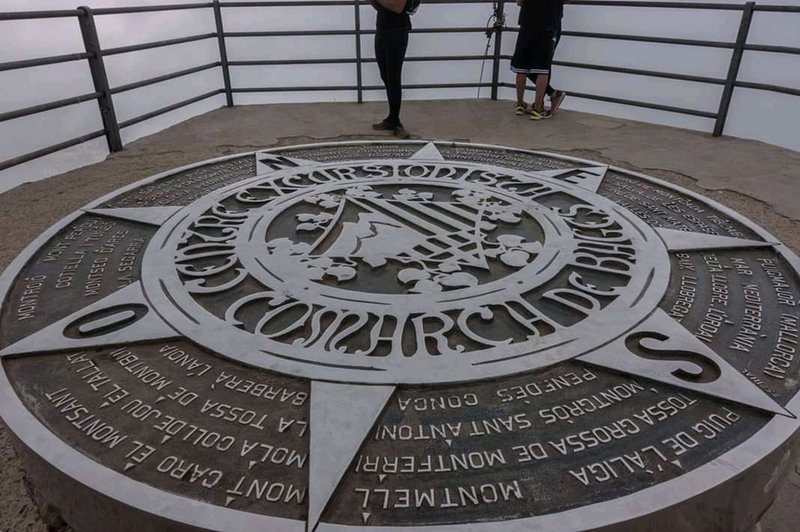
[
  {"xmin": 372, "ymin": 119, "xmax": 394, "ymax": 131},
  {"xmin": 530, "ymin": 107, "xmax": 552, "ymax": 121},
  {"xmin": 549, "ymin": 91, "xmax": 566, "ymax": 114},
  {"xmin": 393, "ymin": 124, "xmax": 410, "ymax": 139},
  {"xmin": 514, "ymin": 102, "xmax": 529, "ymax": 116}
]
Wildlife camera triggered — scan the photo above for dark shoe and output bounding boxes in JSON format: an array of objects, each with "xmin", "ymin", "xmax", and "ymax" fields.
[
  {"xmin": 530, "ymin": 107, "xmax": 552, "ymax": 121},
  {"xmin": 393, "ymin": 125, "xmax": 410, "ymax": 139},
  {"xmin": 372, "ymin": 119, "xmax": 394, "ymax": 131},
  {"xmin": 549, "ymin": 91, "xmax": 566, "ymax": 114}
]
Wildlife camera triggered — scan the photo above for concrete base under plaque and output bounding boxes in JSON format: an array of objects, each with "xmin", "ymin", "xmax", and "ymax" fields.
[
  {"xmin": 5, "ymin": 428, "xmax": 794, "ymax": 532},
  {"xmin": 1, "ymin": 102, "xmax": 799, "ymax": 532}
]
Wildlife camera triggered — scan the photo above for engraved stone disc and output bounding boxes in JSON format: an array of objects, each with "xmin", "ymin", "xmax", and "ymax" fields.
[{"xmin": 1, "ymin": 141, "xmax": 799, "ymax": 532}]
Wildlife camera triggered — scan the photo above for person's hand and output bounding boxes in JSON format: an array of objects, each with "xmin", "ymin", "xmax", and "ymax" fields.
[
  {"xmin": 370, "ymin": 0, "xmax": 379, "ymax": 9},
  {"xmin": 516, "ymin": 0, "xmax": 523, "ymax": 6}
]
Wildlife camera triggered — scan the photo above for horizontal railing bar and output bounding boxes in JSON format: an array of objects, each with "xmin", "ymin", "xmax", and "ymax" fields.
[
  {"xmin": 230, "ymin": 58, "xmax": 355, "ymax": 66},
  {"xmin": 503, "ymin": 57, "xmax": 726, "ymax": 85},
  {"xmin": 552, "ymin": 30, "xmax": 735, "ymax": 49},
  {"xmin": 229, "ymin": 55, "xmax": 489, "ymax": 66},
  {"xmin": 93, "ymin": 3, "xmax": 213, "ymax": 15},
  {"xmin": 0, "ymin": 130, "xmax": 105, "ymax": 173},
  {"xmin": 225, "ymin": 27, "xmax": 486, "ymax": 38},
  {"xmin": 226, "ymin": 30, "xmax": 354, "ymax": 37},
  {"xmin": 102, "ymin": 33, "xmax": 217, "ymax": 56},
  {"xmin": 111, "ymin": 62, "xmax": 221, "ymax": 94},
  {"xmin": 399, "ymin": 0, "xmax": 493, "ymax": 3},
  {"xmin": 232, "ymin": 79, "xmax": 800, "ymax": 100},
  {"xmin": 365, "ymin": 82, "xmax": 494, "ymax": 90},
  {"xmin": 119, "ymin": 89, "xmax": 224, "ymax": 128},
  {"xmin": 0, "ymin": 10, "xmax": 80, "ymax": 21},
  {"xmin": 555, "ymin": 60, "xmax": 726, "ymax": 85},
  {"xmin": 561, "ymin": 90, "xmax": 718, "ymax": 118},
  {"xmin": 565, "ymin": 1, "xmax": 745, "ymax": 10},
  {"xmin": 0, "ymin": 52, "xmax": 92, "ymax": 72},
  {"xmin": 233, "ymin": 82, "xmax": 495, "ymax": 93},
  {"xmin": 744, "ymin": 43, "xmax": 800, "ymax": 55},
  {"xmin": 752, "ymin": 4, "xmax": 800, "ymax": 12},
  {"xmin": 410, "ymin": 27, "xmax": 488, "ymax": 34},
  {"xmin": 0, "ymin": 91, "xmax": 101, "ymax": 123},
  {"xmin": 369, "ymin": 55, "xmax": 489, "ymax": 62},
  {"xmin": 233, "ymin": 86, "xmax": 358, "ymax": 92},
  {"xmin": 406, "ymin": 0, "xmax": 501, "ymax": 3},
  {"xmin": 499, "ymin": 82, "xmax": 717, "ymax": 118},
  {"xmin": 735, "ymin": 81, "xmax": 800, "ymax": 97}
]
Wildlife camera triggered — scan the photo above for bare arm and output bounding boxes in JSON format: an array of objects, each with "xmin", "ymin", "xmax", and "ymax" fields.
[{"xmin": 375, "ymin": 0, "xmax": 407, "ymax": 14}]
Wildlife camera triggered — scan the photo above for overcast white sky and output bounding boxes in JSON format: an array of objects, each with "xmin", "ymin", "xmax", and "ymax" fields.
[{"xmin": 1, "ymin": 0, "xmax": 798, "ymax": 192}]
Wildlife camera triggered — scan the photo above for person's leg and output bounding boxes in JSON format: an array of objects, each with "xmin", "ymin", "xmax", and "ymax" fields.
[
  {"xmin": 373, "ymin": 31, "xmax": 393, "ymax": 130},
  {"xmin": 516, "ymin": 73, "xmax": 528, "ymax": 107},
  {"xmin": 547, "ymin": 29, "xmax": 566, "ymax": 113},
  {"xmin": 549, "ymin": 87, "xmax": 566, "ymax": 113},
  {"xmin": 534, "ymin": 74, "xmax": 549, "ymax": 111},
  {"xmin": 511, "ymin": 28, "xmax": 533, "ymax": 114},
  {"xmin": 527, "ymin": 73, "xmax": 555, "ymax": 96},
  {"xmin": 530, "ymin": 30, "xmax": 554, "ymax": 119},
  {"xmin": 545, "ymin": 29, "xmax": 561, "ymax": 97},
  {"xmin": 530, "ymin": 76, "xmax": 554, "ymax": 98},
  {"xmin": 383, "ymin": 28, "xmax": 409, "ymax": 128}
]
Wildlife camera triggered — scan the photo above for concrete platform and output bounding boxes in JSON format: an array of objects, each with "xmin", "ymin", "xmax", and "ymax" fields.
[{"xmin": 0, "ymin": 99, "xmax": 798, "ymax": 531}]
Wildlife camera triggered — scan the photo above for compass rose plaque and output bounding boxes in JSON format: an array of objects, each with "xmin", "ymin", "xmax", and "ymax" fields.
[{"xmin": 0, "ymin": 142, "xmax": 798, "ymax": 531}]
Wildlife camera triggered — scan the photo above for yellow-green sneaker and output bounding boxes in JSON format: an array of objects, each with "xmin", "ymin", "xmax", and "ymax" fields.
[
  {"xmin": 514, "ymin": 102, "xmax": 528, "ymax": 116},
  {"xmin": 530, "ymin": 107, "xmax": 552, "ymax": 121}
]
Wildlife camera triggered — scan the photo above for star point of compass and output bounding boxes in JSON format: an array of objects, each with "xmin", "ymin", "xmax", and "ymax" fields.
[
  {"xmin": 84, "ymin": 205, "xmax": 182, "ymax": 226},
  {"xmin": 0, "ymin": 281, "xmax": 179, "ymax": 358},
  {"xmin": 306, "ymin": 382, "xmax": 395, "ymax": 531},
  {"xmin": 410, "ymin": 142, "xmax": 445, "ymax": 161},
  {"xmin": 578, "ymin": 308, "xmax": 792, "ymax": 418},
  {"xmin": 655, "ymin": 227, "xmax": 777, "ymax": 252},
  {"xmin": 255, "ymin": 151, "xmax": 318, "ymax": 175},
  {"xmin": 532, "ymin": 165, "xmax": 609, "ymax": 193}
]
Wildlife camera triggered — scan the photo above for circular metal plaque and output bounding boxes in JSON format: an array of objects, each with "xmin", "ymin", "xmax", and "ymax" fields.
[{"xmin": 1, "ymin": 142, "xmax": 799, "ymax": 532}]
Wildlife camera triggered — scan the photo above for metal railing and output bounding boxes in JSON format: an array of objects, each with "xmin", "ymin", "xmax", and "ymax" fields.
[{"xmin": 0, "ymin": 0, "xmax": 798, "ymax": 174}]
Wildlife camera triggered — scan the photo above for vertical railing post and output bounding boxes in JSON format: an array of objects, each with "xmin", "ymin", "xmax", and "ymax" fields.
[
  {"xmin": 213, "ymin": 0, "xmax": 234, "ymax": 107},
  {"xmin": 490, "ymin": 1, "xmax": 505, "ymax": 100},
  {"xmin": 713, "ymin": 1, "xmax": 755, "ymax": 137},
  {"xmin": 77, "ymin": 6, "xmax": 123, "ymax": 153},
  {"xmin": 354, "ymin": 0, "xmax": 364, "ymax": 103}
]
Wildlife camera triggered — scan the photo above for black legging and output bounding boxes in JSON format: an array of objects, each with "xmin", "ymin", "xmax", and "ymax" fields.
[{"xmin": 375, "ymin": 27, "xmax": 409, "ymax": 127}]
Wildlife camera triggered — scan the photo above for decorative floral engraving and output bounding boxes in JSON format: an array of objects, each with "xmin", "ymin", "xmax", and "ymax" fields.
[{"xmin": 266, "ymin": 184, "xmax": 543, "ymax": 294}]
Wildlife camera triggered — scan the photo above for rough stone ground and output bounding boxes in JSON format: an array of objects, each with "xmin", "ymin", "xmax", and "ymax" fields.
[{"xmin": 0, "ymin": 100, "xmax": 798, "ymax": 531}]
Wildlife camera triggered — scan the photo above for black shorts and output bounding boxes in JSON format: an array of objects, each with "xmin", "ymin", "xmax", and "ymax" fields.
[{"xmin": 510, "ymin": 27, "xmax": 556, "ymax": 75}]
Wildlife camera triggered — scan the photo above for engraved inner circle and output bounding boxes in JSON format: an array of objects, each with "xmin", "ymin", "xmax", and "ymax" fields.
[
  {"xmin": 237, "ymin": 180, "xmax": 570, "ymax": 306},
  {"xmin": 143, "ymin": 160, "xmax": 670, "ymax": 384}
]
